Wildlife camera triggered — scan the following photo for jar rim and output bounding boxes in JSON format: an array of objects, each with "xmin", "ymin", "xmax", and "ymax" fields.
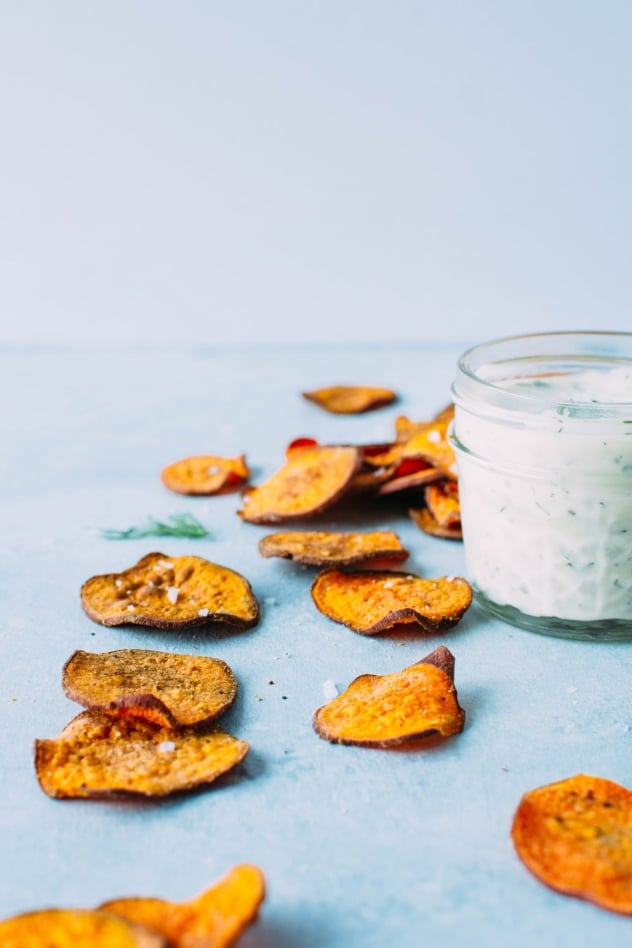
[{"xmin": 454, "ymin": 330, "xmax": 632, "ymax": 415}]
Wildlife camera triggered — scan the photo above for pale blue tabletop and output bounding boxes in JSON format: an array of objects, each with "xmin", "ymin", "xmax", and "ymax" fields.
[{"xmin": 1, "ymin": 343, "xmax": 631, "ymax": 947}]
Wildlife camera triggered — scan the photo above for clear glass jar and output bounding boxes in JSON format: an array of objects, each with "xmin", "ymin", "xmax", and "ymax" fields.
[{"xmin": 450, "ymin": 331, "xmax": 632, "ymax": 640}]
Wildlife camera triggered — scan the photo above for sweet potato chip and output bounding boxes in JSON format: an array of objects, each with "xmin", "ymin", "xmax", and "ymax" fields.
[
  {"xmin": 302, "ymin": 385, "xmax": 397, "ymax": 414},
  {"xmin": 258, "ymin": 530, "xmax": 409, "ymax": 567},
  {"xmin": 35, "ymin": 712, "xmax": 248, "ymax": 799},
  {"xmin": 63, "ymin": 650, "xmax": 238, "ymax": 727},
  {"xmin": 512, "ymin": 774, "xmax": 632, "ymax": 915},
  {"xmin": 409, "ymin": 506, "xmax": 462, "ymax": 541},
  {"xmin": 311, "ymin": 568, "xmax": 472, "ymax": 635},
  {"xmin": 401, "ymin": 418, "xmax": 457, "ymax": 479},
  {"xmin": 161, "ymin": 455, "xmax": 249, "ymax": 496},
  {"xmin": 285, "ymin": 436, "xmax": 319, "ymax": 457},
  {"xmin": 0, "ymin": 908, "xmax": 167, "ymax": 947},
  {"xmin": 80, "ymin": 553, "xmax": 259, "ymax": 630},
  {"xmin": 101, "ymin": 864, "xmax": 265, "ymax": 948},
  {"xmin": 238, "ymin": 445, "xmax": 361, "ymax": 524},
  {"xmin": 377, "ymin": 460, "xmax": 444, "ymax": 496},
  {"xmin": 313, "ymin": 645, "xmax": 465, "ymax": 747},
  {"xmin": 425, "ymin": 481, "xmax": 461, "ymax": 528}
]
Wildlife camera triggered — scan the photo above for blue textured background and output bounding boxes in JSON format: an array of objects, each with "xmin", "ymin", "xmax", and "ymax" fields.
[{"xmin": 1, "ymin": 1, "xmax": 631, "ymax": 346}]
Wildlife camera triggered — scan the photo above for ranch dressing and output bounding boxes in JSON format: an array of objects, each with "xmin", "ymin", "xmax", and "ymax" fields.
[{"xmin": 451, "ymin": 333, "xmax": 632, "ymax": 639}]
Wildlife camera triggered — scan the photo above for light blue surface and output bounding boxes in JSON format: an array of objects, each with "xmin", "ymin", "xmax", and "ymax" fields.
[
  {"xmin": 1, "ymin": 343, "xmax": 631, "ymax": 945},
  {"xmin": 1, "ymin": 2, "xmax": 631, "ymax": 346}
]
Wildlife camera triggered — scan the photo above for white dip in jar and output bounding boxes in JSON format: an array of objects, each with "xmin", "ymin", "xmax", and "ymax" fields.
[{"xmin": 450, "ymin": 331, "xmax": 632, "ymax": 639}]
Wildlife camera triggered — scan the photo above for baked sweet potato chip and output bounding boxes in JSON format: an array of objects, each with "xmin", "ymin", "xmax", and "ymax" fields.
[
  {"xmin": 258, "ymin": 530, "xmax": 409, "ymax": 567},
  {"xmin": 425, "ymin": 482, "xmax": 461, "ymax": 528},
  {"xmin": 377, "ymin": 459, "xmax": 443, "ymax": 496},
  {"xmin": 302, "ymin": 385, "xmax": 397, "ymax": 414},
  {"xmin": 512, "ymin": 774, "xmax": 632, "ymax": 916},
  {"xmin": 238, "ymin": 445, "xmax": 361, "ymax": 524},
  {"xmin": 401, "ymin": 417, "xmax": 457, "ymax": 479},
  {"xmin": 161, "ymin": 455, "xmax": 249, "ymax": 496},
  {"xmin": 395, "ymin": 404, "xmax": 454, "ymax": 440},
  {"xmin": 101, "ymin": 864, "xmax": 265, "ymax": 948},
  {"xmin": 409, "ymin": 506, "xmax": 462, "ymax": 541},
  {"xmin": 0, "ymin": 908, "xmax": 167, "ymax": 947},
  {"xmin": 63, "ymin": 650, "xmax": 237, "ymax": 728},
  {"xmin": 35, "ymin": 712, "xmax": 248, "ymax": 799},
  {"xmin": 313, "ymin": 645, "xmax": 465, "ymax": 747},
  {"xmin": 80, "ymin": 553, "xmax": 259, "ymax": 630},
  {"xmin": 311, "ymin": 568, "xmax": 472, "ymax": 635}
]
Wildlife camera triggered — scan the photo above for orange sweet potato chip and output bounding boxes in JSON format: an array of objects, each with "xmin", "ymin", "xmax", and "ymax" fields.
[
  {"xmin": 313, "ymin": 645, "xmax": 465, "ymax": 747},
  {"xmin": 161, "ymin": 455, "xmax": 249, "ymax": 496},
  {"xmin": 80, "ymin": 553, "xmax": 259, "ymax": 630},
  {"xmin": 401, "ymin": 417, "xmax": 457, "ymax": 480},
  {"xmin": 35, "ymin": 711, "xmax": 248, "ymax": 799},
  {"xmin": 311, "ymin": 568, "xmax": 472, "ymax": 635},
  {"xmin": 512, "ymin": 774, "xmax": 632, "ymax": 915},
  {"xmin": 238, "ymin": 445, "xmax": 361, "ymax": 524},
  {"xmin": 302, "ymin": 385, "xmax": 397, "ymax": 414},
  {"xmin": 258, "ymin": 530, "xmax": 409, "ymax": 567},
  {"xmin": 0, "ymin": 908, "xmax": 167, "ymax": 947},
  {"xmin": 394, "ymin": 404, "xmax": 454, "ymax": 440},
  {"xmin": 377, "ymin": 459, "xmax": 444, "ymax": 496},
  {"xmin": 101, "ymin": 865, "xmax": 266, "ymax": 948},
  {"xmin": 424, "ymin": 481, "xmax": 461, "ymax": 528},
  {"xmin": 63, "ymin": 650, "xmax": 238, "ymax": 728},
  {"xmin": 409, "ymin": 506, "xmax": 462, "ymax": 541}
]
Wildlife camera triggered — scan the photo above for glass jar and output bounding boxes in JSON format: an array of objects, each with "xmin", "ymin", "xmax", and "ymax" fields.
[{"xmin": 450, "ymin": 331, "xmax": 632, "ymax": 640}]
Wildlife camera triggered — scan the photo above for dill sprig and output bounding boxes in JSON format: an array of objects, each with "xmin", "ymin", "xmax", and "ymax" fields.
[{"xmin": 100, "ymin": 513, "xmax": 210, "ymax": 540}]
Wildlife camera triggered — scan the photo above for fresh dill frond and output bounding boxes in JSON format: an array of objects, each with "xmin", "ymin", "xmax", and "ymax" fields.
[{"xmin": 100, "ymin": 513, "xmax": 210, "ymax": 540}]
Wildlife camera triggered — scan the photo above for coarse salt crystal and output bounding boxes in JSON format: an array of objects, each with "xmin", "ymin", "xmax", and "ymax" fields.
[
  {"xmin": 158, "ymin": 741, "xmax": 176, "ymax": 753},
  {"xmin": 115, "ymin": 579, "xmax": 123, "ymax": 588},
  {"xmin": 383, "ymin": 580, "xmax": 394, "ymax": 588},
  {"xmin": 427, "ymin": 429, "xmax": 441, "ymax": 443},
  {"xmin": 198, "ymin": 608, "xmax": 209, "ymax": 617},
  {"xmin": 166, "ymin": 586, "xmax": 179, "ymax": 604},
  {"xmin": 127, "ymin": 604, "xmax": 136, "ymax": 612},
  {"xmin": 207, "ymin": 465, "xmax": 221, "ymax": 475},
  {"xmin": 323, "ymin": 679, "xmax": 338, "ymax": 701},
  {"xmin": 158, "ymin": 560, "xmax": 174, "ymax": 570}
]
